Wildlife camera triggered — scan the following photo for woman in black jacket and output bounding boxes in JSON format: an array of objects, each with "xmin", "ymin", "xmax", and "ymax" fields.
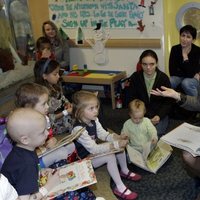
[{"xmin": 127, "ymin": 49, "xmax": 173, "ymax": 136}]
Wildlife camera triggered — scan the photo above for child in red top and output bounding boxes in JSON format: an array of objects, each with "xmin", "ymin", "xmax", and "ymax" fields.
[{"xmin": 36, "ymin": 36, "xmax": 55, "ymax": 61}]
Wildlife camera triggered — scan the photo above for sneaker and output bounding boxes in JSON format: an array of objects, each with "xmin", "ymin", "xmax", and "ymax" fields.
[{"xmin": 120, "ymin": 171, "xmax": 142, "ymax": 181}]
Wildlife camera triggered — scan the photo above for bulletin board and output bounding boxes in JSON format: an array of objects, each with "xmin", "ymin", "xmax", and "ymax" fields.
[{"xmin": 48, "ymin": 0, "xmax": 164, "ymax": 48}]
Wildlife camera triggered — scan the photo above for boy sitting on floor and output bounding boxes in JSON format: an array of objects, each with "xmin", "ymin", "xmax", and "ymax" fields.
[{"xmin": 1, "ymin": 108, "xmax": 60, "ymax": 200}]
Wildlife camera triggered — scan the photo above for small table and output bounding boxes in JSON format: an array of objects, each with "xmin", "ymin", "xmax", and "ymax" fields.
[{"xmin": 62, "ymin": 70, "xmax": 127, "ymax": 109}]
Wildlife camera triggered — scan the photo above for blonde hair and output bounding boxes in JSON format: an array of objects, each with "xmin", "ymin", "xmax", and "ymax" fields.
[
  {"xmin": 128, "ymin": 99, "xmax": 146, "ymax": 115},
  {"xmin": 72, "ymin": 90, "xmax": 99, "ymax": 122}
]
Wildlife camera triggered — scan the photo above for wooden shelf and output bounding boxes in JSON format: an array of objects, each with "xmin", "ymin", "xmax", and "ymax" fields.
[{"xmin": 70, "ymin": 39, "xmax": 161, "ymax": 48}]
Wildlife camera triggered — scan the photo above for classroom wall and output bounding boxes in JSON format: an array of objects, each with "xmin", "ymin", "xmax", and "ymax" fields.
[
  {"xmin": 28, "ymin": 0, "xmax": 165, "ymax": 76},
  {"xmin": 28, "ymin": 0, "xmax": 199, "ymax": 77}
]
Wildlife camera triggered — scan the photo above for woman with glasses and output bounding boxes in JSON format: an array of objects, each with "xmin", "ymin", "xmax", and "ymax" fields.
[{"xmin": 126, "ymin": 49, "xmax": 173, "ymax": 136}]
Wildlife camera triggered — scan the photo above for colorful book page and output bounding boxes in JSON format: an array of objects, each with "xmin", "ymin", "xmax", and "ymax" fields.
[{"xmin": 46, "ymin": 159, "xmax": 97, "ymax": 199}]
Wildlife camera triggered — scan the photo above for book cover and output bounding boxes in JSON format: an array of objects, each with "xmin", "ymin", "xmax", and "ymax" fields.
[
  {"xmin": 37, "ymin": 127, "xmax": 85, "ymax": 158},
  {"xmin": 45, "ymin": 159, "xmax": 97, "ymax": 199},
  {"xmin": 127, "ymin": 140, "xmax": 172, "ymax": 174},
  {"xmin": 161, "ymin": 122, "xmax": 200, "ymax": 157}
]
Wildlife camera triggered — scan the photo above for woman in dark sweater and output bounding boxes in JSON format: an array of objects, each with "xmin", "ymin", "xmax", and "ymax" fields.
[
  {"xmin": 169, "ymin": 25, "xmax": 200, "ymax": 96},
  {"xmin": 127, "ymin": 49, "xmax": 173, "ymax": 136}
]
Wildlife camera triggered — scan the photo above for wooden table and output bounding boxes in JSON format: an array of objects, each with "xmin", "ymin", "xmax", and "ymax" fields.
[{"xmin": 62, "ymin": 70, "xmax": 126, "ymax": 109}]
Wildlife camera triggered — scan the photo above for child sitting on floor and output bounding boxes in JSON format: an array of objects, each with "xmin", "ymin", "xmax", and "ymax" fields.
[
  {"xmin": 35, "ymin": 36, "xmax": 55, "ymax": 61},
  {"xmin": 34, "ymin": 58, "xmax": 73, "ymax": 135},
  {"xmin": 121, "ymin": 99, "xmax": 158, "ymax": 153},
  {"xmin": 15, "ymin": 82, "xmax": 77, "ymax": 168},
  {"xmin": 71, "ymin": 90, "xmax": 141, "ymax": 200},
  {"xmin": 1, "ymin": 108, "xmax": 60, "ymax": 199}
]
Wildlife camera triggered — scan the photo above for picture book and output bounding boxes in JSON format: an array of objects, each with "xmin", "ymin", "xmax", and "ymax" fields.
[
  {"xmin": 37, "ymin": 127, "xmax": 85, "ymax": 158},
  {"xmin": 127, "ymin": 140, "xmax": 172, "ymax": 174},
  {"xmin": 88, "ymin": 147, "xmax": 125, "ymax": 159},
  {"xmin": 161, "ymin": 122, "xmax": 200, "ymax": 157},
  {"xmin": 40, "ymin": 159, "xmax": 97, "ymax": 199}
]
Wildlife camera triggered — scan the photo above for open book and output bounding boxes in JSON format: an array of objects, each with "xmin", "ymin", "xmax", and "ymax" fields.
[
  {"xmin": 37, "ymin": 127, "xmax": 85, "ymax": 158},
  {"xmin": 127, "ymin": 140, "xmax": 172, "ymax": 174},
  {"xmin": 42, "ymin": 159, "xmax": 97, "ymax": 199},
  {"xmin": 161, "ymin": 122, "xmax": 200, "ymax": 157},
  {"xmin": 88, "ymin": 148, "xmax": 125, "ymax": 159}
]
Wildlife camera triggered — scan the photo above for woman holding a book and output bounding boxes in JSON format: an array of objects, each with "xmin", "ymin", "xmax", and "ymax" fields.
[{"xmin": 151, "ymin": 86, "xmax": 200, "ymax": 196}]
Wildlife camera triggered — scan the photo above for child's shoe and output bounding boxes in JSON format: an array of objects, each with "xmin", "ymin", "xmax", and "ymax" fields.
[
  {"xmin": 113, "ymin": 187, "xmax": 138, "ymax": 200},
  {"xmin": 120, "ymin": 171, "xmax": 142, "ymax": 181}
]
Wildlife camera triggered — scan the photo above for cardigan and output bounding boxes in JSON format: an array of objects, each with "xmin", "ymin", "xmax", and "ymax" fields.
[
  {"xmin": 169, "ymin": 44, "xmax": 200, "ymax": 78},
  {"xmin": 127, "ymin": 68, "xmax": 173, "ymax": 120}
]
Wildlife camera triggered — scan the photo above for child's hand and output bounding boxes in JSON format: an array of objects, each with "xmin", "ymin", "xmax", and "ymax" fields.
[
  {"xmin": 118, "ymin": 139, "xmax": 128, "ymax": 148},
  {"xmin": 113, "ymin": 133, "xmax": 129, "ymax": 141},
  {"xmin": 41, "ymin": 48, "xmax": 51, "ymax": 58},
  {"xmin": 45, "ymin": 137, "xmax": 57, "ymax": 149},
  {"xmin": 44, "ymin": 169, "xmax": 61, "ymax": 191},
  {"xmin": 65, "ymin": 102, "xmax": 73, "ymax": 114},
  {"xmin": 151, "ymin": 138, "xmax": 158, "ymax": 145},
  {"xmin": 120, "ymin": 133, "xmax": 129, "ymax": 140}
]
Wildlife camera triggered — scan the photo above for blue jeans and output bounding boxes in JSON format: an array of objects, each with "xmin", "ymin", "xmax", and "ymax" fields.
[
  {"xmin": 170, "ymin": 76, "xmax": 199, "ymax": 96},
  {"xmin": 155, "ymin": 116, "xmax": 169, "ymax": 137}
]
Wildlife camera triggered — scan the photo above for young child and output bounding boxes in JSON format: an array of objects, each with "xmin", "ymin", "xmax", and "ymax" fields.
[
  {"xmin": 15, "ymin": 82, "xmax": 76, "ymax": 168},
  {"xmin": 1, "ymin": 108, "xmax": 60, "ymax": 199},
  {"xmin": 0, "ymin": 173, "xmax": 18, "ymax": 200},
  {"xmin": 35, "ymin": 36, "xmax": 55, "ymax": 61},
  {"xmin": 71, "ymin": 90, "xmax": 141, "ymax": 200},
  {"xmin": 34, "ymin": 58, "xmax": 73, "ymax": 135},
  {"xmin": 121, "ymin": 99, "xmax": 158, "ymax": 153}
]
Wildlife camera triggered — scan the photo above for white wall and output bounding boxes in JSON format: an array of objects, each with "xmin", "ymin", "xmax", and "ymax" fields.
[
  {"xmin": 49, "ymin": 0, "xmax": 166, "ymax": 76},
  {"xmin": 70, "ymin": 46, "xmax": 165, "ymax": 77}
]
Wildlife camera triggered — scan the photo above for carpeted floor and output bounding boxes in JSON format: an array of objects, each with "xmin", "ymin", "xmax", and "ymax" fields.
[{"xmin": 92, "ymin": 98, "xmax": 198, "ymax": 200}]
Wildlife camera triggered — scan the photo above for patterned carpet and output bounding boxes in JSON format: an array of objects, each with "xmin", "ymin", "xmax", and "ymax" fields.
[{"xmin": 122, "ymin": 149, "xmax": 197, "ymax": 200}]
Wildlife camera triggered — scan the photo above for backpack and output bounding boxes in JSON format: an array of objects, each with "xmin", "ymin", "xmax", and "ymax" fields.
[{"xmin": 0, "ymin": 124, "xmax": 13, "ymax": 170}]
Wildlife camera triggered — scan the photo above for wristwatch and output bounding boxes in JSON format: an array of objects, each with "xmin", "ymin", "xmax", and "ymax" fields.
[{"xmin": 177, "ymin": 93, "xmax": 187, "ymax": 105}]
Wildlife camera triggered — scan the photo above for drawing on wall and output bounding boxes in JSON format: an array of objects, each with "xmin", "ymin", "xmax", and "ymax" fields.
[
  {"xmin": 137, "ymin": 19, "xmax": 145, "ymax": 32},
  {"xmin": 48, "ymin": 0, "xmax": 163, "ymax": 39},
  {"xmin": 76, "ymin": 27, "xmax": 84, "ymax": 44},
  {"xmin": 138, "ymin": 0, "xmax": 146, "ymax": 8},
  {"xmin": 85, "ymin": 23, "xmax": 110, "ymax": 65}
]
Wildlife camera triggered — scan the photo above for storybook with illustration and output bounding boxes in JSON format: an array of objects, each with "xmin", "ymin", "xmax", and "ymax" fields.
[
  {"xmin": 127, "ymin": 140, "xmax": 172, "ymax": 173},
  {"xmin": 39, "ymin": 159, "xmax": 97, "ymax": 199},
  {"xmin": 161, "ymin": 122, "xmax": 200, "ymax": 157}
]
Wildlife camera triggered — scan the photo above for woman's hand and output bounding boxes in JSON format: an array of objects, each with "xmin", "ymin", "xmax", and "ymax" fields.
[
  {"xmin": 151, "ymin": 86, "xmax": 180, "ymax": 100},
  {"xmin": 41, "ymin": 48, "xmax": 51, "ymax": 58},
  {"xmin": 151, "ymin": 115, "xmax": 160, "ymax": 125},
  {"xmin": 194, "ymin": 73, "xmax": 200, "ymax": 81}
]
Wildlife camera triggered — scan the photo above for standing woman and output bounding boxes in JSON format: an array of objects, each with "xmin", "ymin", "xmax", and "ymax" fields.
[
  {"xmin": 42, "ymin": 20, "xmax": 71, "ymax": 70},
  {"xmin": 127, "ymin": 49, "xmax": 173, "ymax": 136}
]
